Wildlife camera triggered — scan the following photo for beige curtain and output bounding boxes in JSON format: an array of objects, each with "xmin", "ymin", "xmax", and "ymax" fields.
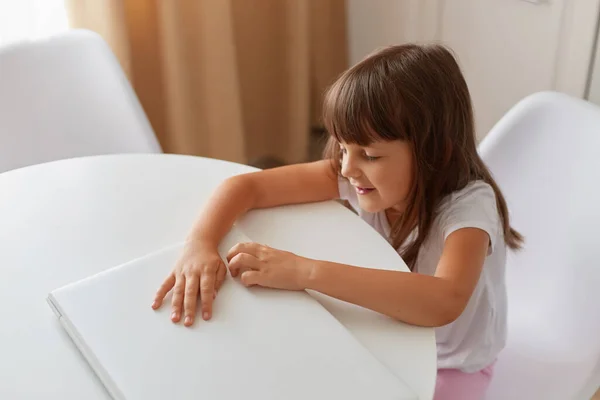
[{"xmin": 64, "ymin": 0, "xmax": 348, "ymax": 165}]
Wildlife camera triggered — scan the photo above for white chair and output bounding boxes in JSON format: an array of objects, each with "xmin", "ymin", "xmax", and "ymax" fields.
[
  {"xmin": 0, "ymin": 29, "xmax": 161, "ymax": 173},
  {"xmin": 480, "ymin": 91, "xmax": 600, "ymax": 400}
]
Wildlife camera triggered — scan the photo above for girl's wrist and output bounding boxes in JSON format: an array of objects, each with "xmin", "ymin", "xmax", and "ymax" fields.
[
  {"xmin": 297, "ymin": 257, "xmax": 321, "ymax": 290},
  {"xmin": 185, "ymin": 234, "xmax": 219, "ymax": 252}
]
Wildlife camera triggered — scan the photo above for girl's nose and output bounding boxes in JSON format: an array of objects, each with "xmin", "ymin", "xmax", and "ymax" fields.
[{"xmin": 341, "ymin": 155, "xmax": 360, "ymax": 179}]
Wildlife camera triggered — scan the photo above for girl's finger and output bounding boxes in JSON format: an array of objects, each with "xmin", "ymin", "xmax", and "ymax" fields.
[
  {"xmin": 241, "ymin": 270, "xmax": 263, "ymax": 287},
  {"xmin": 199, "ymin": 267, "xmax": 217, "ymax": 321},
  {"xmin": 152, "ymin": 273, "xmax": 176, "ymax": 309},
  {"xmin": 183, "ymin": 275, "xmax": 200, "ymax": 326},
  {"xmin": 215, "ymin": 262, "xmax": 227, "ymax": 293},
  {"xmin": 226, "ymin": 242, "xmax": 260, "ymax": 262},
  {"xmin": 170, "ymin": 275, "xmax": 185, "ymax": 322},
  {"xmin": 228, "ymin": 253, "xmax": 261, "ymax": 277}
]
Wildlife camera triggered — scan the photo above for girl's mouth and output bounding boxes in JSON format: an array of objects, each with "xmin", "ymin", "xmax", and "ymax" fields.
[{"xmin": 355, "ymin": 187, "xmax": 375, "ymax": 195}]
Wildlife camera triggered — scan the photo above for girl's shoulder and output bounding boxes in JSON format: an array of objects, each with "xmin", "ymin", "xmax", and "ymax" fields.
[
  {"xmin": 440, "ymin": 180, "xmax": 496, "ymax": 208},
  {"xmin": 436, "ymin": 180, "xmax": 497, "ymax": 218},
  {"xmin": 435, "ymin": 180, "xmax": 502, "ymax": 253}
]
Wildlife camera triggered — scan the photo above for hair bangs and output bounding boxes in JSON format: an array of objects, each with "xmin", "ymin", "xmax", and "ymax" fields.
[{"xmin": 323, "ymin": 64, "xmax": 402, "ymax": 147}]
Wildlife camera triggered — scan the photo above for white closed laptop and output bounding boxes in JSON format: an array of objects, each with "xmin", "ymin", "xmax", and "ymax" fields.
[{"xmin": 47, "ymin": 227, "xmax": 416, "ymax": 400}]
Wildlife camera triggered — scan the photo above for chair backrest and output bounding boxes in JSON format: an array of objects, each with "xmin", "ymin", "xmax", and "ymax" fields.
[
  {"xmin": 479, "ymin": 91, "xmax": 600, "ymax": 400},
  {"xmin": 0, "ymin": 29, "xmax": 161, "ymax": 173}
]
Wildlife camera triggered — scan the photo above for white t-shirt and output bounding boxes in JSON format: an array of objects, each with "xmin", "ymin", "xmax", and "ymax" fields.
[{"xmin": 338, "ymin": 178, "xmax": 507, "ymax": 373}]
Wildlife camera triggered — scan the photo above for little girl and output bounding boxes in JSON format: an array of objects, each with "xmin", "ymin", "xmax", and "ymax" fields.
[{"xmin": 152, "ymin": 43, "xmax": 522, "ymax": 400}]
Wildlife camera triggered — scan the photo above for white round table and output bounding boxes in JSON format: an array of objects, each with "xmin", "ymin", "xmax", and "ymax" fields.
[{"xmin": 0, "ymin": 154, "xmax": 436, "ymax": 400}]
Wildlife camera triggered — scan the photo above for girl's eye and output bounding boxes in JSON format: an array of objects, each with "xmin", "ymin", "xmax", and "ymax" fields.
[{"xmin": 365, "ymin": 154, "xmax": 379, "ymax": 161}]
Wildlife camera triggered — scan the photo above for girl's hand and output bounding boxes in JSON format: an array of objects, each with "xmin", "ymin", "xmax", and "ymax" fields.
[
  {"xmin": 226, "ymin": 243, "xmax": 312, "ymax": 291},
  {"xmin": 152, "ymin": 240, "xmax": 227, "ymax": 326}
]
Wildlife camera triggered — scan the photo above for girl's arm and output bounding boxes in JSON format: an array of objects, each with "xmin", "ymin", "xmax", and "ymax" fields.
[
  {"xmin": 153, "ymin": 160, "xmax": 339, "ymax": 325},
  {"xmin": 307, "ymin": 228, "xmax": 489, "ymax": 327},
  {"xmin": 189, "ymin": 160, "xmax": 339, "ymax": 247},
  {"xmin": 228, "ymin": 227, "xmax": 490, "ymax": 327}
]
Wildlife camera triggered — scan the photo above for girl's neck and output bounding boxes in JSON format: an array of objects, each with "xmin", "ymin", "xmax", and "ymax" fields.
[{"xmin": 385, "ymin": 207, "xmax": 404, "ymax": 227}]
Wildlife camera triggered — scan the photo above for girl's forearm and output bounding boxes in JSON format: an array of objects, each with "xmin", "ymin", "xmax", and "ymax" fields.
[
  {"xmin": 304, "ymin": 260, "xmax": 464, "ymax": 327},
  {"xmin": 187, "ymin": 176, "xmax": 256, "ymax": 248}
]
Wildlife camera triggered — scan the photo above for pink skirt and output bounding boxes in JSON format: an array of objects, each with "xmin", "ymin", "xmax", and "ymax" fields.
[{"xmin": 433, "ymin": 361, "xmax": 496, "ymax": 400}]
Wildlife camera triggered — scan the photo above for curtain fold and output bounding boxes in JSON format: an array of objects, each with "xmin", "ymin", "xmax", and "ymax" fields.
[{"xmin": 64, "ymin": 0, "xmax": 348, "ymax": 165}]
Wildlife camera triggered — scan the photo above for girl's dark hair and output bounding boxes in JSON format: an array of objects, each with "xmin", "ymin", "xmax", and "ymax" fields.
[{"xmin": 322, "ymin": 44, "xmax": 523, "ymax": 270}]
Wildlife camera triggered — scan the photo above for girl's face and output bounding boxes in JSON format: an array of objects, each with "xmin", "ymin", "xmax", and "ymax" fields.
[{"xmin": 340, "ymin": 139, "xmax": 414, "ymax": 215}]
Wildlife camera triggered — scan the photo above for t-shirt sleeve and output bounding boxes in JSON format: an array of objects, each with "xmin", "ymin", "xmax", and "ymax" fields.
[
  {"xmin": 439, "ymin": 181, "xmax": 501, "ymax": 255},
  {"xmin": 337, "ymin": 176, "xmax": 360, "ymax": 212}
]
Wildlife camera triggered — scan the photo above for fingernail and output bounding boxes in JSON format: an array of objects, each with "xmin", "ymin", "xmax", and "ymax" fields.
[
  {"xmin": 171, "ymin": 312, "xmax": 177, "ymax": 320},
  {"xmin": 152, "ymin": 301, "xmax": 158, "ymax": 308},
  {"xmin": 203, "ymin": 312, "xmax": 209, "ymax": 320},
  {"xmin": 184, "ymin": 316, "xmax": 192, "ymax": 325}
]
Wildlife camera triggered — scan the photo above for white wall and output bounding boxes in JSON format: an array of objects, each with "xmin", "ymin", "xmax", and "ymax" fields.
[
  {"xmin": 347, "ymin": 0, "xmax": 440, "ymax": 63},
  {"xmin": 347, "ymin": 0, "xmax": 600, "ymax": 139},
  {"xmin": 588, "ymin": 34, "xmax": 600, "ymax": 105}
]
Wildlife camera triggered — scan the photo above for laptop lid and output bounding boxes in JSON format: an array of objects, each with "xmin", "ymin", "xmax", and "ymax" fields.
[{"xmin": 48, "ymin": 227, "xmax": 416, "ymax": 400}]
